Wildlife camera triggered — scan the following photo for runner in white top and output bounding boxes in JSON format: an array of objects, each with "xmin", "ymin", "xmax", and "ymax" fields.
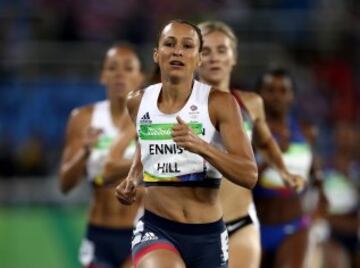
[
  {"xmin": 137, "ymin": 80, "xmax": 223, "ymax": 187},
  {"xmin": 197, "ymin": 21, "xmax": 304, "ymax": 268},
  {"xmin": 115, "ymin": 20, "xmax": 258, "ymax": 268},
  {"xmin": 59, "ymin": 45, "xmax": 143, "ymax": 268}
]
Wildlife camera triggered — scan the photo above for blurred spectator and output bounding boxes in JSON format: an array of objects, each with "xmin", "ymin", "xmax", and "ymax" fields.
[
  {"xmin": 321, "ymin": 122, "xmax": 360, "ymax": 268},
  {"xmin": 313, "ymin": 42, "xmax": 359, "ymax": 124},
  {"xmin": 15, "ymin": 134, "xmax": 50, "ymax": 176}
]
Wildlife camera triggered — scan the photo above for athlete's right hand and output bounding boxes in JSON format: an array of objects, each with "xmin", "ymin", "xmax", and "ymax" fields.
[{"xmin": 115, "ymin": 179, "xmax": 137, "ymax": 205}]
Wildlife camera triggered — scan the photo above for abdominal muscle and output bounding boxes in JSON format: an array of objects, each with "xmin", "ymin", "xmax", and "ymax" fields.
[{"xmin": 144, "ymin": 186, "xmax": 222, "ymax": 223}]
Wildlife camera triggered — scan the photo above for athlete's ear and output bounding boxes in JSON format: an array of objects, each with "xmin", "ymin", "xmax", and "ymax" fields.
[
  {"xmin": 99, "ymin": 69, "xmax": 106, "ymax": 86},
  {"xmin": 284, "ymin": 77, "xmax": 294, "ymax": 104},
  {"xmin": 196, "ymin": 51, "xmax": 202, "ymax": 67},
  {"xmin": 197, "ymin": 52, "xmax": 202, "ymax": 67},
  {"xmin": 288, "ymin": 88, "xmax": 295, "ymax": 103},
  {"xmin": 231, "ymin": 56, "xmax": 237, "ymax": 67},
  {"xmin": 231, "ymin": 47, "xmax": 237, "ymax": 67},
  {"xmin": 136, "ymin": 72, "xmax": 145, "ymax": 89},
  {"xmin": 153, "ymin": 48, "xmax": 159, "ymax": 64}
]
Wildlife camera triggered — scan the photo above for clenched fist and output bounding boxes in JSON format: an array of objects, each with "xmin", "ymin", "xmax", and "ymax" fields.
[{"xmin": 115, "ymin": 179, "xmax": 137, "ymax": 205}]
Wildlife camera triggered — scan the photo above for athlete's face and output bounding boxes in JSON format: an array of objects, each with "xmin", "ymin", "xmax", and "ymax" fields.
[
  {"xmin": 198, "ymin": 31, "xmax": 236, "ymax": 85},
  {"xmin": 101, "ymin": 47, "xmax": 142, "ymax": 99},
  {"xmin": 259, "ymin": 75, "xmax": 294, "ymax": 116},
  {"xmin": 154, "ymin": 22, "xmax": 201, "ymax": 82},
  {"xmin": 334, "ymin": 123, "xmax": 358, "ymax": 152}
]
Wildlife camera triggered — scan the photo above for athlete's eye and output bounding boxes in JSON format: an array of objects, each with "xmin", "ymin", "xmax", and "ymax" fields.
[
  {"xmin": 183, "ymin": 43, "xmax": 195, "ymax": 49},
  {"xmin": 163, "ymin": 40, "xmax": 174, "ymax": 47},
  {"xmin": 201, "ymin": 48, "xmax": 210, "ymax": 56},
  {"xmin": 218, "ymin": 47, "xmax": 227, "ymax": 54},
  {"xmin": 106, "ymin": 64, "xmax": 117, "ymax": 71},
  {"xmin": 124, "ymin": 65, "xmax": 135, "ymax": 72}
]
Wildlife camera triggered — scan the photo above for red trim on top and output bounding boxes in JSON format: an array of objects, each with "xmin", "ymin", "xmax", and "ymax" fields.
[
  {"xmin": 133, "ymin": 242, "xmax": 180, "ymax": 267},
  {"xmin": 231, "ymin": 90, "xmax": 248, "ymax": 112}
]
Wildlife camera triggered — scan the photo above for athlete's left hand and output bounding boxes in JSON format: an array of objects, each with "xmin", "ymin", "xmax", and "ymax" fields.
[
  {"xmin": 282, "ymin": 172, "xmax": 306, "ymax": 192},
  {"xmin": 172, "ymin": 116, "xmax": 206, "ymax": 154},
  {"xmin": 115, "ymin": 178, "xmax": 137, "ymax": 205}
]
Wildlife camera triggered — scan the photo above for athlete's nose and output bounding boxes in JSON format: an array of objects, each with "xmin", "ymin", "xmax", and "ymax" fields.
[
  {"xmin": 172, "ymin": 46, "xmax": 183, "ymax": 57},
  {"xmin": 209, "ymin": 52, "xmax": 219, "ymax": 63}
]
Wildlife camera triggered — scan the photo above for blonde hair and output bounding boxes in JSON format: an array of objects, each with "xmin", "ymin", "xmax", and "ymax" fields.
[{"xmin": 197, "ymin": 21, "xmax": 238, "ymax": 54}]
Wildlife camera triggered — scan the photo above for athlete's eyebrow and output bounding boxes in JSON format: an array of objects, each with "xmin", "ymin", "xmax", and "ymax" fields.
[
  {"xmin": 217, "ymin": 44, "xmax": 227, "ymax": 49},
  {"xmin": 163, "ymin": 36, "xmax": 176, "ymax": 42},
  {"xmin": 162, "ymin": 36, "xmax": 196, "ymax": 45},
  {"xmin": 182, "ymin": 37, "xmax": 196, "ymax": 42}
]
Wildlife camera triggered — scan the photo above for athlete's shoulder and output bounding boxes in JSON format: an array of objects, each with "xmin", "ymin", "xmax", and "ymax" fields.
[
  {"xmin": 233, "ymin": 90, "xmax": 264, "ymax": 120},
  {"xmin": 209, "ymin": 88, "xmax": 238, "ymax": 112},
  {"xmin": 65, "ymin": 104, "xmax": 94, "ymax": 135},
  {"xmin": 126, "ymin": 85, "xmax": 155, "ymax": 122},
  {"xmin": 236, "ymin": 90, "xmax": 263, "ymax": 106},
  {"xmin": 127, "ymin": 83, "xmax": 160, "ymax": 102},
  {"xmin": 69, "ymin": 103, "xmax": 94, "ymax": 122},
  {"xmin": 127, "ymin": 88, "xmax": 145, "ymax": 104},
  {"xmin": 210, "ymin": 87, "xmax": 235, "ymax": 101}
]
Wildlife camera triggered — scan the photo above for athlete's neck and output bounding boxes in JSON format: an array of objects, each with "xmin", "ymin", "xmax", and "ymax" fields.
[
  {"xmin": 109, "ymin": 96, "xmax": 127, "ymax": 123},
  {"xmin": 161, "ymin": 76, "xmax": 194, "ymax": 104},
  {"xmin": 267, "ymin": 113, "xmax": 287, "ymax": 127},
  {"xmin": 200, "ymin": 77, "xmax": 230, "ymax": 93}
]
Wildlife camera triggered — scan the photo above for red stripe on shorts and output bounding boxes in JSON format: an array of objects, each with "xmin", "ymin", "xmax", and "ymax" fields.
[{"xmin": 133, "ymin": 242, "xmax": 180, "ymax": 267}]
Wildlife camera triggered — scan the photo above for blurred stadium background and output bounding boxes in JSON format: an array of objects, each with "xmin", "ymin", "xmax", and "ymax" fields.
[{"xmin": 0, "ymin": 0, "xmax": 359, "ymax": 267}]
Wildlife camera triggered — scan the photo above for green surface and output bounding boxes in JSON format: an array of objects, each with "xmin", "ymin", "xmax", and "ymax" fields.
[{"xmin": 0, "ymin": 206, "xmax": 87, "ymax": 268}]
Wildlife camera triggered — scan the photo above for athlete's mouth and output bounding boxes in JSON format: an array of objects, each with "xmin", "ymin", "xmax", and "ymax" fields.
[
  {"xmin": 210, "ymin": 66, "xmax": 221, "ymax": 71},
  {"xmin": 169, "ymin": 60, "xmax": 185, "ymax": 67},
  {"xmin": 114, "ymin": 81, "xmax": 126, "ymax": 87},
  {"xmin": 112, "ymin": 81, "xmax": 127, "ymax": 90}
]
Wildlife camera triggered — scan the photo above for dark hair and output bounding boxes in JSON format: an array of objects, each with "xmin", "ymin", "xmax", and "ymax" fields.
[
  {"xmin": 103, "ymin": 43, "xmax": 143, "ymax": 70},
  {"xmin": 254, "ymin": 68, "xmax": 296, "ymax": 93},
  {"xmin": 157, "ymin": 19, "xmax": 203, "ymax": 52}
]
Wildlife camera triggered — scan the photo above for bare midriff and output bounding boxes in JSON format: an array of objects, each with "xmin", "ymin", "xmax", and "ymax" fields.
[
  {"xmin": 144, "ymin": 186, "xmax": 222, "ymax": 223},
  {"xmin": 255, "ymin": 195, "xmax": 303, "ymax": 225},
  {"xmin": 220, "ymin": 178, "xmax": 253, "ymax": 222}
]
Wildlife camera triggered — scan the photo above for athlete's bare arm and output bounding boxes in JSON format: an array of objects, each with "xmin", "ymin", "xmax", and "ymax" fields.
[
  {"xmin": 238, "ymin": 91, "xmax": 305, "ymax": 191},
  {"xmin": 59, "ymin": 106, "xmax": 101, "ymax": 194},
  {"xmin": 172, "ymin": 89, "xmax": 258, "ymax": 189},
  {"xmin": 115, "ymin": 90, "xmax": 144, "ymax": 205},
  {"xmin": 301, "ymin": 123, "xmax": 329, "ymax": 216},
  {"xmin": 102, "ymin": 130, "xmax": 136, "ymax": 185}
]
